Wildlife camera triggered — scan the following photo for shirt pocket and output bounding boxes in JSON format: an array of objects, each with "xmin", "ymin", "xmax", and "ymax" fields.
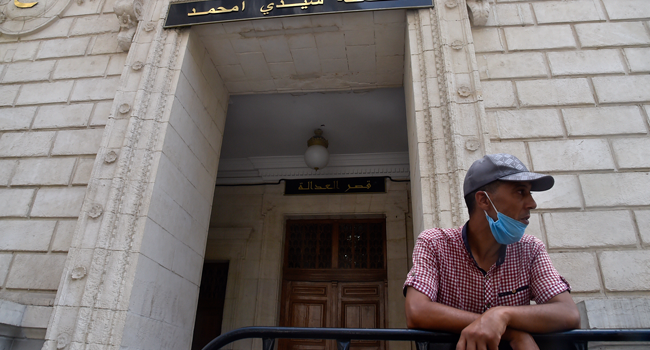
[{"xmin": 497, "ymin": 285, "xmax": 530, "ymax": 306}]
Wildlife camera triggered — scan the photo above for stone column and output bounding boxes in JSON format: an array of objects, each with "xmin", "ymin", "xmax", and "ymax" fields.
[
  {"xmin": 404, "ymin": 0, "xmax": 490, "ymax": 236},
  {"xmin": 42, "ymin": 0, "xmax": 229, "ymax": 348}
]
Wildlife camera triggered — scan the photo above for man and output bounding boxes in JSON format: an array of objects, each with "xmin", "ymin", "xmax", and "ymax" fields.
[{"xmin": 404, "ymin": 154, "xmax": 580, "ymax": 350}]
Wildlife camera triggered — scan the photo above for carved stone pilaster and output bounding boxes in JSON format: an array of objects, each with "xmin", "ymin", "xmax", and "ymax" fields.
[
  {"xmin": 114, "ymin": 0, "xmax": 144, "ymax": 51},
  {"xmin": 466, "ymin": 0, "xmax": 491, "ymax": 26}
]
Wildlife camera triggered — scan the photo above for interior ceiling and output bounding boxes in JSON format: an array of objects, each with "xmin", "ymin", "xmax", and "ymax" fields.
[
  {"xmin": 220, "ymin": 88, "xmax": 408, "ymax": 159},
  {"xmin": 194, "ymin": 10, "xmax": 409, "ymax": 167}
]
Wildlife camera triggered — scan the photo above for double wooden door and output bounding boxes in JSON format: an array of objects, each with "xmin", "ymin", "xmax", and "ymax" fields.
[{"xmin": 279, "ymin": 219, "xmax": 387, "ymax": 350}]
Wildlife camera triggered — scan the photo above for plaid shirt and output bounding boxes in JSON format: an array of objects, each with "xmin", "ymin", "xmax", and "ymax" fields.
[{"xmin": 404, "ymin": 225, "xmax": 570, "ymax": 314}]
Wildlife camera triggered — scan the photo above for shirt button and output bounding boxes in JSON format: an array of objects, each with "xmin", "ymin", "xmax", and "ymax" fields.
[{"xmin": 486, "ymin": 303, "xmax": 491, "ymax": 309}]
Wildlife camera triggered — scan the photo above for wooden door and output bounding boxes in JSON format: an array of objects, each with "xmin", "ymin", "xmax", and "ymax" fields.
[
  {"xmin": 279, "ymin": 219, "xmax": 387, "ymax": 350},
  {"xmin": 191, "ymin": 262, "xmax": 229, "ymax": 350}
]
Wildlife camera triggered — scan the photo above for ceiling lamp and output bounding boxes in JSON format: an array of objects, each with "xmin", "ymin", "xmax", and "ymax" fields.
[{"xmin": 304, "ymin": 129, "xmax": 329, "ymax": 171}]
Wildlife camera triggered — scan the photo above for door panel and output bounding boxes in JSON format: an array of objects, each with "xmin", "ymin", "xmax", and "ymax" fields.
[{"xmin": 280, "ymin": 281, "xmax": 333, "ymax": 350}]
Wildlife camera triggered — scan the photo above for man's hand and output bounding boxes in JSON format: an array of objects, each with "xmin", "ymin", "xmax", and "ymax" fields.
[
  {"xmin": 504, "ymin": 329, "xmax": 539, "ymax": 350},
  {"xmin": 455, "ymin": 307, "xmax": 508, "ymax": 350}
]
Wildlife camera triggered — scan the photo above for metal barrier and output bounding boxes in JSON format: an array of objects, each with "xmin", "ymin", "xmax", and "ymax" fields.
[{"xmin": 202, "ymin": 326, "xmax": 650, "ymax": 350}]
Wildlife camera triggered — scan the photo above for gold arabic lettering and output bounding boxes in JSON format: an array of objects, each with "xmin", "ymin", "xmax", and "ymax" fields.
[{"xmin": 188, "ymin": 2, "xmax": 245, "ymax": 16}]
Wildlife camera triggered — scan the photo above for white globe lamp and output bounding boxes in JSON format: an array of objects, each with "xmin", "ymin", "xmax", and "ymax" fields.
[{"xmin": 304, "ymin": 129, "xmax": 329, "ymax": 171}]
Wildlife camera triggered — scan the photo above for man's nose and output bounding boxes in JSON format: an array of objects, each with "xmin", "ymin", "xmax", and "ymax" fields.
[{"xmin": 527, "ymin": 194, "xmax": 537, "ymax": 210}]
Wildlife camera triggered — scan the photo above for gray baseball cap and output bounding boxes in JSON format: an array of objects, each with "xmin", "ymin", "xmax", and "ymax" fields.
[{"xmin": 463, "ymin": 153, "xmax": 554, "ymax": 196}]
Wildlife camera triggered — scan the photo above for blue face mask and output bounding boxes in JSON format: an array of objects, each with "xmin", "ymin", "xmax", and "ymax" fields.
[{"xmin": 483, "ymin": 192, "xmax": 527, "ymax": 245}]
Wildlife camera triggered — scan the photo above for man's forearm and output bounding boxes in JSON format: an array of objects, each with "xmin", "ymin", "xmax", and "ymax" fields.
[
  {"xmin": 495, "ymin": 292, "xmax": 581, "ymax": 333},
  {"xmin": 405, "ymin": 287, "xmax": 480, "ymax": 332}
]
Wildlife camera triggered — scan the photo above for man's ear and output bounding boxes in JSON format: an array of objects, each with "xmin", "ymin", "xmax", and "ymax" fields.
[{"xmin": 475, "ymin": 191, "xmax": 492, "ymax": 212}]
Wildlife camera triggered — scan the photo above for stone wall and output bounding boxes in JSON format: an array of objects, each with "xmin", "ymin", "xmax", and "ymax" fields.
[
  {"xmin": 474, "ymin": 0, "xmax": 650, "ymax": 300},
  {"xmin": 0, "ymin": 0, "xmax": 125, "ymax": 338}
]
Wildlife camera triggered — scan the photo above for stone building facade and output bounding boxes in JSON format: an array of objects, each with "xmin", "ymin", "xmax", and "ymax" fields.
[{"xmin": 0, "ymin": 0, "xmax": 648, "ymax": 349}]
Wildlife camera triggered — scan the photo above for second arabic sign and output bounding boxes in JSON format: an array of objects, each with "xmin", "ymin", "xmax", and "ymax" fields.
[
  {"xmin": 284, "ymin": 177, "xmax": 386, "ymax": 195},
  {"xmin": 165, "ymin": 0, "xmax": 433, "ymax": 27}
]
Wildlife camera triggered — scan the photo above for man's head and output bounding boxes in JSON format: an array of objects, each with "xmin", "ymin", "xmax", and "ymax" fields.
[{"xmin": 463, "ymin": 154, "xmax": 554, "ymax": 216}]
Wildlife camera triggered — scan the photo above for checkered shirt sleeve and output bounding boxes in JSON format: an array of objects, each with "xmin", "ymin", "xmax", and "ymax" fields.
[
  {"xmin": 530, "ymin": 239, "xmax": 571, "ymax": 304},
  {"xmin": 403, "ymin": 230, "xmax": 440, "ymax": 301}
]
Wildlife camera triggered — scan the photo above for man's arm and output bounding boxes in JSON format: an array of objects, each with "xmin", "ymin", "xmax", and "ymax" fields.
[{"xmin": 405, "ymin": 287, "xmax": 580, "ymax": 349}]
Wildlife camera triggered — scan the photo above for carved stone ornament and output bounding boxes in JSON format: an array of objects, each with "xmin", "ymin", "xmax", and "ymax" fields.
[
  {"xmin": 88, "ymin": 203, "xmax": 103, "ymax": 218},
  {"xmin": 457, "ymin": 86, "xmax": 472, "ymax": 97},
  {"xmin": 465, "ymin": 138, "xmax": 480, "ymax": 152},
  {"xmin": 0, "ymin": 0, "xmax": 71, "ymax": 35},
  {"xmin": 71, "ymin": 266, "xmax": 87, "ymax": 280},
  {"xmin": 143, "ymin": 21, "xmax": 155, "ymax": 31},
  {"xmin": 118, "ymin": 103, "xmax": 131, "ymax": 114},
  {"xmin": 132, "ymin": 61, "xmax": 144, "ymax": 70},
  {"xmin": 467, "ymin": 0, "xmax": 491, "ymax": 26},
  {"xmin": 444, "ymin": 0, "xmax": 457, "ymax": 8},
  {"xmin": 56, "ymin": 333, "xmax": 70, "ymax": 349},
  {"xmin": 105, "ymin": 150, "xmax": 118, "ymax": 163},
  {"xmin": 450, "ymin": 40, "xmax": 463, "ymax": 50},
  {"xmin": 114, "ymin": 0, "xmax": 143, "ymax": 52}
]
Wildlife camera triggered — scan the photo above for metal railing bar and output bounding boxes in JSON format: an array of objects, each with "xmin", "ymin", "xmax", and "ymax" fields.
[{"xmin": 202, "ymin": 326, "xmax": 650, "ymax": 350}]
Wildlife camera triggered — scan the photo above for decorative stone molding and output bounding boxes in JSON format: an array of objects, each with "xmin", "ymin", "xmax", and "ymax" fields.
[
  {"xmin": 114, "ymin": 0, "xmax": 144, "ymax": 51},
  {"xmin": 466, "ymin": 0, "xmax": 491, "ymax": 26}
]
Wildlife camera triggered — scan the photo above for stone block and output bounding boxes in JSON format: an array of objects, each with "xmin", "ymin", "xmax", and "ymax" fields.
[
  {"xmin": 544, "ymin": 211, "xmax": 637, "ymax": 248},
  {"xmin": 53, "ymin": 56, "xmax": 110, "ymax": 80},
  {"xmin": 625, "ymin": 48, "xmax": 650, "ymax": 73},
  {"xmin": 562, "ymin": 106, "xmax": 647, "ymax": 136},
  {"xmin": 30, "ymin": 187, "xmax": 86, "ymax": 218},
  {"xmin": 4, "ymin": 253, "xmax": 67, "ymax": 290},
  {"xmin": 0, "ymin": 299, "xmax": 24, "ymax": 326},
  {"xmin": 482, "ymin": 80, "xmax": 516, "ymax": 108},
  {"xmin": 91, "ymin": 33, "xmax": 121, "ymax": 55},
  {"xmin": 491, "ymin": 109, "xmax": 564, "ymax": 139},
  {"xmin": 488, "ymin": 142, "xmax": 527, "ymax": 163},
  {"xmin": 530, "ymin": 139, "xmax": 614, "ymax": 171},
  {"xmin": 600, "ymin": 250, "xmax": 650, "ymax": 291},
  {"xmin": 576, "ymin": 22, "xmax": 650, "ymax": 48},
  {"xmin": 51, "ymin": 220, "xmax": 77, "ymax": 252},
  {"xmin": 0, "ymin": 189, "xmax": 34, "ymax": 217},
  {"xmin": 0, "ymin": 253, "xmax": 12, "ymax": 286},
  {"xmin": 504, "ymin": 25, "xmax": 576, "ymax": 51},
  {"xmin": 579, "ymin": 298, "xmax": 650, "ymax": 329},
  {"xmin": 547, "ymin": 50, "xmax": 625, "ymax": 76},
  {"xmin": 22, "ymin": 305, "xmax": 52, "ymax": 328},
  {"xmin": 602, "ymin": 0, "xmax": 650, "ymax": 20},
  {"xmin": 471, "ymin": 28, "xmax": 504, "ymax": 53},
  {"xmin": 0, "ymin": 220, "xmax": 56, "ymax": 251},
  {"xmin": 12, "ymin": 157, "xmax": 76, "ymax": 186},
  {"xmin": 549, "ymin": 252, "xmax": 601, "ymax": 293},
  {"xmin": 90, "ymin": 101, "xmax": 112, "ymax": 126},
  {"xmin": 33, "ymin": 103, "xmax": 93, "ymax": 129},
  {"xmin": 15, "ymin": 81, "xmax": 74, "ymax": 105},
  {"xmin": 21, "ymin": 17, "xmax": 73, "ymax": 40},
  {"xmin": 106, "ymin": 53, "xmax": 127, "ymax": 76},
  {"xmin": 36, "ymin": 37, "xmax": 91, "ymax": 59},
  {"xmin": 516, "ymin": 78, "xmax": 595, "ymax": 107},
  {"xmin": 0, "ymin": 131, "xmax": 55, "ymax": 157},
  {"xmin": 533, "ymin": 175, "xmax": 582, "ymax": 209},
  {"xmin": 51, "ymin": 128, "xmax": 104, "ymax": 155},
  {"xmin": 2, "ymin": 60, "xmax": 55, "ymax": 83},
  {"xmin": 0, "ymin": 160, "xmax": 16, "ymax": 186},
  {"xmin": 477, "ymin": 52, "xmax": 547, "ymax": 79},
  {"xmin": 70, "ymin": 14, "xmax": 120, "ymax": 35},
  {"xmin": 636, "ymin": 210, "xmax": 650, "ymax": 246},
  {"xmin": 532, "ymin": 1, "xmax": 604, "ymax": 23},
  {"xmin": 72, "ymin": 157, "xmax": 95, "ymax": 185},
  {"xmin": 0, "ymin": 85, "xmax": 19, "ymax": 106},
  {"xmin": 493, "ymin": 3, "xmax": 534, "ymax": 25},
  {"xmin": 581, "ymin": 172, "xmax": 650, "ymax": 207},
  {"xmin": 612, "ymin": 138, "xmax": 650, "ymax": 170},
  {"xmin": 71, "ymin": 77, "xmax": 120, "ymax": 101},
  {"xmin": 0, "ymin": 106, "xmax": 37, "ymax": 130},
  {"xmin": 593, "ymin": 75, "xmax": 650, "ymax": 103}
]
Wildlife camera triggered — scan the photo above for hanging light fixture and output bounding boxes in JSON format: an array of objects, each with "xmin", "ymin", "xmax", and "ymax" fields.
[{"xmin": 304, "ymin": 129, "xmax": 329, "ymax": 171}]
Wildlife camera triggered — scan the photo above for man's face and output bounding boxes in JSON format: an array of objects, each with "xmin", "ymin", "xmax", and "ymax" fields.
[{"xmin": 485, "ymin": 181, "xmax": 537, "ymax": 225}]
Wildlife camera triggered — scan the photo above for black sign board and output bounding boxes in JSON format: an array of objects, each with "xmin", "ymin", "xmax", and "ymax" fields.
[
  {"xmin": 285, "ymin": 177, "xmax": 385, "ymax": 195},
  {"xmin": 165, "ymin": 0, "xmax": 433, "ymax": 28}
]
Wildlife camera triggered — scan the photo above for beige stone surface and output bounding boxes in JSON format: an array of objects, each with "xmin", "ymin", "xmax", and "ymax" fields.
[
  {"xmin": 529, "ymin": 139, "xmax": 614, "ymax": 171},
  {"xmin": 562, "ymin": 106, "xmax": 647, "ymax": 136},
  {"xmin": 490, "ymin": 109, "xmax": 564, "ymax": 139},
  {"xmin": 0, "ymin": 160, "xmax": 16, "ymax": 186},
  {"xmin": 51, "ymin": 220, "xmax": 77, "ymax": 252},
  {"xmin": 51, "ymin": 129, "xmax": 105, "ymax": 155},
  {"xmin": 2, "ymin": 60, "xmax": 55, "ymax": 83},
  {"xmin": 0, "ymin": 189, "xmax": 35, "ymax": 217},
  {"xmin": 0, "ymin": 106, "xmax": 36, "ymax": 131},
  {"xmin": 576, "ymin": 22, "xmax": 650, "ymax": 48},
  {"xmin": 593, "ymin": 75, "xmax": 650, "ymax": 103},
  {"xmin": 477, "ymin": 52, "xmax": 547, "ymax": 80},
  {"xmin": 532, "ymin": 175, "xmax": 582, "ymax": 209},
  {"xmin": 36, "ymin": 37, "xmax": 91, "ymax": 59},
  {"xmin": 0, "ymin": 253, "xmax": 13, "ymax": 286},
  {"xmin": 482, "ymin": 81, "xmax": 516, "ymax": 108},
  {"xmin": 15, "ymin": 81, "xmax": 74, "ymax": 105},
  {"xmin": 611, "ymin": 138, "xmax": 650, "ymax": 169},
  {"xmin": 532, "ymin": 0, "xmax": 603, "ymax": 23},
  {"xmin": 0, "ymin": 220, "xmax": 56, "ymax": 251},
  {"xmin": 516, "ymin": 78, "xmax": 595, "ymax": 107},
  {"xmin": 5, "ymin": 253, "xmax": 67, "ymax": 290},
  {"xmin": 504, "ymin": 25, "xmax": 576, "ymax": 51},
  {"xmin": 549, "ymin": 252, "xmax": 601, "ymax": 293},
  {"xmin": 0, "ymin": 131, "xmax": 55, "ymax": 157},
  {"xmin": 544, "ymin": 211, "xmax": 637, "ymax": 248},
  {"xmin": 625, "ymin": 48, "xmax": 650, "ymax": 73},
  {"xmin": 636, "ymin": 210, "xmax": 650, "ymax": 246},
  {"xmin": 600, "ymin": 251, "xmax": 650, "ymax": 291},
  {"xmin": 547, "ymin": 50, "xmax": 625, "ymax": 76},
  {"xmin": 581, "ymin": 172, "xmax": 650, "ymax": 207},
  {"xmin": 601, "ymin": 0, "xmax": 650, "ymax": 20},
  {"xmin": 33, "ymin": 103, "xmax": 94, "ymax": 129},
  {"xmin": 30, "ymin": 187, "xmax": 87, "ymax": 217},
  {"xmin": 12, "ymin": 158, "xmax": 76, "ymax": 186}
]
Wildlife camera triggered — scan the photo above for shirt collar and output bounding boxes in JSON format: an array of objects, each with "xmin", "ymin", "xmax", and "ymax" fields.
[{"xmin": 461, "ymin": 222, "xmax": 507, "ymax": 271}]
